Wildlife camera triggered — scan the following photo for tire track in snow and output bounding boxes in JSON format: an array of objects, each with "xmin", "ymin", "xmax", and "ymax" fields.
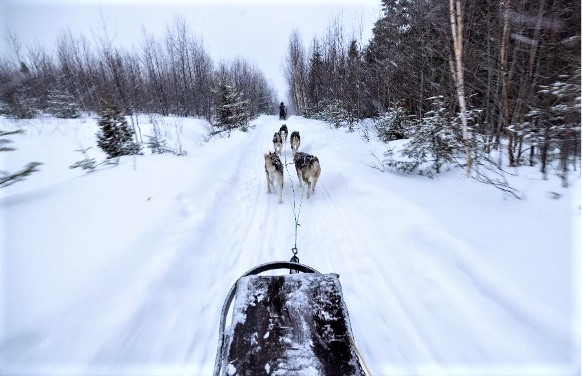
[
  {"xmin": 312, "ymin": 182, "xmax": 438, "ymax": 367},
  {"xmin": 311, "ymin": 179, "xmax": 561, "ymax": 368},
  {"xmin": 85, "ymin": 131, "xmax": 271, "ymax": 369},
  {"xmin": 180, "ymin": 118, "xmax": 295, "ymax": 367}
]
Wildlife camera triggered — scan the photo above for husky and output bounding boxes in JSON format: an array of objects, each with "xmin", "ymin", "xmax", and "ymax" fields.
[
  {"xmin": 279, "ymin": 124, "xmax": 288, "ymax": 144},
  {"xmin": 272, "ymin": 132, "xmax": 282, "ymax": 155},
  {"xmin": 290, "ymin": 131, "xmax": 300, "ymax": 155},
  {"xmin": 264, "ymin": 151, "xmax": 284, "ymax": 204},
  {"xmin": 293, "ymin": 152, "xmax": 321, "ymax": 198}
]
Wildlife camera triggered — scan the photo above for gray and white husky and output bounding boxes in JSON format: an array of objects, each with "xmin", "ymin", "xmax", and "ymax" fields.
[
  {"xmin": 264, "ymin": 151, "xmax": 284, "ymax": 203},
  {"xmin": 279, "ymin": 124, "xmax": 288, "ymax": 144},
  {"xmin": 293, "ymin": 151, "xmax": 320, "ymax": 199},
  {"xmin": 272, "ymin": 132, "xmax": 282, "ymax": 155},
  {"xmin": 290, "ymin": 131, "xmax": 300, "ymax": 155}
]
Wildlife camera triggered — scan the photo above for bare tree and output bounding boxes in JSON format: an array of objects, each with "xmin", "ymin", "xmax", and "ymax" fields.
[{"xmin": 284, "ymin": 30, "xmax": 308, "ymax": 114}]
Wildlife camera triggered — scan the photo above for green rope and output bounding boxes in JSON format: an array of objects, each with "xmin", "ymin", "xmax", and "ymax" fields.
[{"xmin": 283, "ymin": 145, "xmax": 304, "ymax": 265}]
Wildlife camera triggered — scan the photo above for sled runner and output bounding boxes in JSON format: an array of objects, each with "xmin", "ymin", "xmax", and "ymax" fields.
[{"xmin": 213, "ymin": 261, "xmax": 365, "ymax": 376}]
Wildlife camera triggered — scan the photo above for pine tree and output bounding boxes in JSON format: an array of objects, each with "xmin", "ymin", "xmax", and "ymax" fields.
[
  {"xmin": 527, "ymin": 68, "xmax": 581, "ymax": 185},
  {"xmin": 69, "ymin": 147, "xmax": 97, "ymax": 173},
  {"xmin": 96, "ymin": 94, "xmax": 140, "ymax": 158},
  {"xmin": 384, "ymin": 97, "xmax": 459, "ymax": 176},
  {"xmin": 375, "ymin": 107, "xmax": 412, "ymax": 142},
  {"xmin": 403, "ymin": 97, "xmax": 458, "ymax": 175},
  {"xmin": 146, "ymin": 126, "xmax": 169, "ymax": 154},
  {"xmin": 0, "ymin": 129, "xmax": 42, "ymax": 188},
  {"xmin": 306, "ymin": 39, "xmax": 325, "ymax": 116},
  {"xmin": 214, "ymin": 82, "xmax": 250, "ymax": 131},
  {"xmin": 46, "ymin": 85, "xmax": 80, "ymax": 118},
  {"xmin": 317, "ymin": 100, "xmax": 356, "ymax": 130}
]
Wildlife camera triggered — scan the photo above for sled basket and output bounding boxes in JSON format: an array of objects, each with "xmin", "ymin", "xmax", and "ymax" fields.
[{"xmin": 213, "ymin": 261, "xmax": 364, "ymax": 376}]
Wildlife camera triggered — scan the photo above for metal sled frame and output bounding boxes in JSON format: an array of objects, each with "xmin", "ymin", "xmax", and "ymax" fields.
[{"xmin": 213, "ymin": 261, "xmax": 320, "ymax": 376}]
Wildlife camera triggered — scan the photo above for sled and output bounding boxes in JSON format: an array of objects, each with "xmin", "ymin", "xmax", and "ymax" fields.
[{"xmin": 213, "ymin": 261, "xmax": 365, "ymax": 376}]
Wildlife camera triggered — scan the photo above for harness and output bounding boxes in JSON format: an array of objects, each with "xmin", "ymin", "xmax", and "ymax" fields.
[
  {"xmin": 268, "ymin": 152, "xmax": 283, "ymax": 173},
  {"xmin": 294, "ymin": 152, "xmax": 317, "ymax": 168}
]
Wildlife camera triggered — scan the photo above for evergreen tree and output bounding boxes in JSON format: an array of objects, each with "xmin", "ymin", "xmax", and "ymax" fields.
[
  {"xmin": 0, "ymin": 129, "xmax": 42, "ymax": 188},
  {"xmin": 306, "ymin": 39, "xmax": 325, "ymax": 116},
  {"xmin": 527, "ymin": 68, "xmax": 581, "ymax": 185},
  {"xmin": 316, "ymin": 99, "xmax": 356, "ymax": 130},
  {"xmin": 46, "ymin": 85, "xmax": 80, "ymax": 118},
  {"xmin": 346, "ymin": 40, "xmax": 364, "ymax": 119},
  {"xmin": 384, "ymin": 97, "xmax": 459, "ymax": 176},
  {"xmin": 69, "ymin": 147, "xmax": 97, "ymax": 173},
  {"xmin": 3, "ymin": 84, "xmax": 38, "ymax": 119},
  {"xmin": 96, "ymin": 94, "xmax": 140, "ymax": 158},
  {"xmin": 403, "ymin": 97, "xmax": 458, "ymax": 175},
  {"xmin": 375, "ymin": 107, "xmax": 412, "ymax": 142},
  {"xmin": 214, "ymin": 81, "xmax": 250, "ymax": 131},
  {"xmin": 146, "ymin": 126, "xmax": 170, "ymax": 154}
]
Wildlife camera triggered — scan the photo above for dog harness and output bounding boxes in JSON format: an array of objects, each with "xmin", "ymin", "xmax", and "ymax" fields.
[
  {"xmin": 294, "ymin": 152, "xmax": 318, "ymax": 168},
  {"xmin": 269, "ymin": 153, "xmax": 284, "ymax": 173}
]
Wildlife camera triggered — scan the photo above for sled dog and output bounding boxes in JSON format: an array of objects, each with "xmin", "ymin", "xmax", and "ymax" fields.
[
  {"xmin": 293, "ymin": 152, "xmax": 321, "ymax": 198},
  {"xmin": 272, "ymin": 132, "xmax": 283, "ymax": 155},
  {"xmin": 279, "ymin": 124, "xmax": 288, "ymax": 144},
  {"xmin": 290, "ymin": 131, "xmax": 300, "ymax": 155},
  {"xmin": 264, "ymin": 151, "xmax": 284, "ymax": 204}
]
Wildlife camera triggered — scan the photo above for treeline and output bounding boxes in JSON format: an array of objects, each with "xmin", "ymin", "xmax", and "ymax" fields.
[
  {"xmin": 285, "ymin": 0, "xmax": 580, "ymax": 183},
  {"xmin": 0, "ymin": 17, "xmax": 277, "ymax": 121}
]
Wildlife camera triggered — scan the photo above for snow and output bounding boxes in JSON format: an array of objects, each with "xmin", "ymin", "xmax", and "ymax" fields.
[{"xmin": 0, "ymin": 114, "xmax": 580, "ymax": 375}]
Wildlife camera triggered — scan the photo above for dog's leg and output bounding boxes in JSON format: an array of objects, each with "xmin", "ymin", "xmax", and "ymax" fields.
[
  {"xmin": 278, "ymin": 176, "xmax": 283, "ymax": 204},
  {"xmin": 312, "ymin": 162, "xmax": 320, "ymax": 194},
  {"xmin": 266, "ymin": 172, "xmax": 272, "ymax": 194},
  {"xmin": 311, "ymin": 174, "xmax": 318, "ymax": 193},
  {"xmin": 296, "ymin": 168, "xmax": 303, "ymax": 188}
]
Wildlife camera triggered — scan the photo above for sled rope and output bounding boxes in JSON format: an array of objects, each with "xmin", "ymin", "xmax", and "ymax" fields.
[
  {"xmin": 283, "ymin": 137, "xmax": 304, "ymax": 272},
  {"xmin": 350, "ymin": 334, "xmax": 373, "ymax": 376}
]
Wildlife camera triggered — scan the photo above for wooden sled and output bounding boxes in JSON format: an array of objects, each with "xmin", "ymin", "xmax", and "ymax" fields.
[{"xmin": 213, "ymin": 261, "xmax": 365, "ymax": 376}]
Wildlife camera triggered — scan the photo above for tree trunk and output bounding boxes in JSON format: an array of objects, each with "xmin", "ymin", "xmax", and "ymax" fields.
[
  {"xmin": 499, "ymin": 0, "xmax": 515, "ymax": 166},
  {"xmin": 449, "ymin": 0, "xmax": 471, "ymax": 175},
  {"xmin": 540, "ymin": 123, "xmax": 549, "ymax": 180}
]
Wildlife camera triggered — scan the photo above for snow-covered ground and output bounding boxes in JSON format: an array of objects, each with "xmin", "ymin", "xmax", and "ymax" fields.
[{"xmin": 0, "ymin": 114, "xmax": 580, "ymax": 375}]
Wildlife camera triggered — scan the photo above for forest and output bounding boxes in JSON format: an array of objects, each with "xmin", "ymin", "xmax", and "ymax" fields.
[
  {"xmin": 1, "ymin": 0, "xmax": 581, "ymax": 187},
  {"xmin": 284, "ymin": 0, "xmax": 580, "ymax": 186},
  {"xmin": 0, "ymin": 17, "xmax": 277, "ymax": 123}
]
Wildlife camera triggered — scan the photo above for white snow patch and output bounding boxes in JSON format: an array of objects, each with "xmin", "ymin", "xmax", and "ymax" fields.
[{"xmin": 0, "ymin": 114, "xmax": 579, "ymax": 376}]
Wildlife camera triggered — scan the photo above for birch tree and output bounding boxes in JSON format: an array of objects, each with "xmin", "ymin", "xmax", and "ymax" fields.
[
  {"xmin": 284, "ymin": 30, "xmax": 308, "ymax": 114},
  {"xmin": 449, "ymin": 0, "xmax": 472, "ymax": 175}
]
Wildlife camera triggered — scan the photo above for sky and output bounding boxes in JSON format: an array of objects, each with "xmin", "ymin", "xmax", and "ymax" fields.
[{"xmin": 1, "ymin": 0, "xmax": 382, "ymax": 99}]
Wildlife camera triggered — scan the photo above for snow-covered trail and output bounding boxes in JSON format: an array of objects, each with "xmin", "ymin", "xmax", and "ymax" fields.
[
  {"xmin": 276, "ymin": 118, "xmax": 573, "ymax": 374},
  {"xmin": 1, "ymin": 115, "xmax": 578, "ymax": 375}
]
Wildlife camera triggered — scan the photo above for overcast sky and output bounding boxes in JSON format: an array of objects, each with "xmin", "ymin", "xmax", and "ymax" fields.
[{"xmin": 1, "ymin": 0, "xmax": 382, "ymax": 99}]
